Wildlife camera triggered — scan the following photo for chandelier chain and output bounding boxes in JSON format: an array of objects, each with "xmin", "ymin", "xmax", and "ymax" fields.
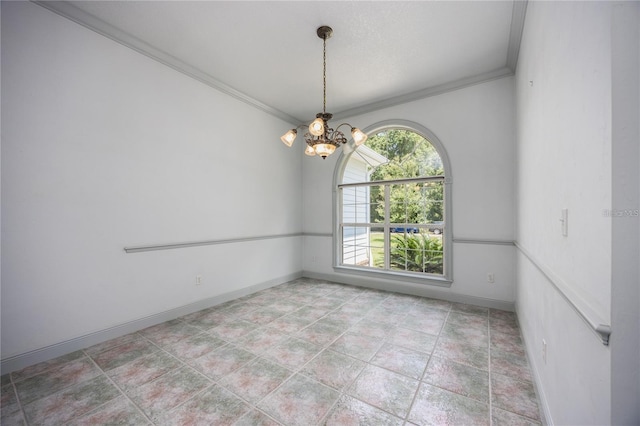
[
  {"xmin": 279, "ymin": 25, "xmax": 367, "ymax": 159},
  {"xmin": 323, "ymin": 35, "xmax": 327, "ymax": 114}
]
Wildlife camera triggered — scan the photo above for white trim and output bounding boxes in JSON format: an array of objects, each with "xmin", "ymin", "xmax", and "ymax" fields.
[
  {"xmin": 308, "ymin": 235, "xmax": 514, "ymax": 247},
  {"xmin": 515, "ymin": 242, "xmax": 611, "ymax": 345},
  {"xmin": 331, "ymin": 68, "xmax": 514, "ymax": 121},
  {"xmin": 304, "ymin": 270, "xmax": 514, "ymax": 311},
  {"xmin": 333, "ymin": 120, "xmax": 454, "ymax": 283},
  {"xmin": 453, "ymin": 238, "xmax": 515, "ymax": 246},
  {"xmin": 303, "ymin": 233, "xmax": 332, "ymax": 238},
  {"xmin": 31, "ymin": 0, "xmax": 299, "ymax": 125},
  {"xmin": 125, "ymin": 233, "xmax": 303, "ymax": 253},
  {"xmin": 32, "ymin": 1, "xmax": 525, "ymax": 124},
  {"xmin": 339, "ymin": 175, "xmax": 444, "ymax": 189},
  {"xmin": 333, "ymin": 265, "xmax": 452, "ymax": 288},
  {"xmin": 0, "ymin": 272, "xmax": 302, "ymax": 374},
  {"xmin": 507, "ymin": 0, "xmax": 529, "ymax": 71},
  {"xmin": 515, "ymin": 306, "xmax": 552, "ymax": 425}
]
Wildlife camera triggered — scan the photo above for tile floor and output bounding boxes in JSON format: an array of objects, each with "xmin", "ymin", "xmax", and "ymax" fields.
[{"xmin": 1, "ymin": 278, "xmax": 543, "ymax": 425}]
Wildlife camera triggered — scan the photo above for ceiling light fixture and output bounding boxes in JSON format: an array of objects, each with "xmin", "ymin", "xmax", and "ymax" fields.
[{"xmin": 280, "ymin": 26, "xmax": 367, "ymax": 159}]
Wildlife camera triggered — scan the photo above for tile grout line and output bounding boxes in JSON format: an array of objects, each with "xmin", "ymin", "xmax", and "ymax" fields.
[
  {"xmin": 154, "ymin": 383, "xmax": 220, "ymax": 424},
  {"xmin": 88, "ymin": 329, "xmax": 221, "ymax": 425},
  {"xmin": 255, "ymin": 290, "xmax": 419, "ymax": 424},
  {"xmin": 8, "ymin": 281, "xmax": 538, "ymax": 425},
  {"xmin": 82, "ymin": 347, "xmax": 156, "ymax": 425},
  {"xmin": 489, "ymin": 314, "xmax": 545, "ymax": 424},
  {"xmin": 8, "ymin": 374, "xmax": 29, "ymax": 426},
  {"xmin": 488, "ymin": 310, "xmax": 494, "ymax": 426},
  {"xmin": 403, "ymin": 303, "xmax": 453, "ymax": 425},
  {"xmin": 312, "ymin": 293, "xmax": 413, "ymax": 425},
  {"xmin": 317, "ymin": 300, "xmax": 381, "ymax": 423},
  {"xmin": 176, "ymin": 286, "xmax": 359, "ymax": 425},
  {"xmin": 11, "ymin": 350, "xmax": 130, "ymax": 425},
  {"xmin": 220, "ymin": 354, "xmax": 296, "ymax": 418},
  {"xmin": 138, "ymin": 333, "xmax": 237, "ymax": 424},
  {"xmin": 234, "ymin": 289, "xmax": 378, "ymax": 425}
]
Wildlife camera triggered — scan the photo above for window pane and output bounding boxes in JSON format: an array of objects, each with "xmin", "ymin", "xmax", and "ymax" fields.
[
  {"xmin": 366, "ymin": 129, "xmax": 444, "ymax": 180},
  {"xmin": 424, "ymin": 246, "xmax": 444, "ymax": 274},
  {"xmin": 353, "ymin": 186, "xmax": 369, "ymax": 224},
  {"xmin": 342, "ymin": 187, "xmax": 356, "ymax": 225},
  {"xmin": 343, "ymin": 186, "xmax": 375, "ymax": 225},
  {"xmin": 406, "ymin": 249, "xmax": 422, "ymax": 272},
  {"xmin": 389, "ymin": 233, "xmax": 443, "ymax": 275},
  {"xmin": 405, "ymin": 183, "xmax": 423, "ymax": 225},
  {"xmin": 389, "ymin": 233, "xmax": 407, "ymax": 271},
  {"xmin": 369, "ymin": 185, "xmax": 385, "ymax": 224},
  {"xmin": 339, "ymin": 127, "xmax": 447, "ymax": 279},
  {"xmin": 342, "ymin": 226, "xmax": 370, "ymax": 266},
  {"xmin": 389, "ymin": 184, "xmax": 407, "ymax": 224},
  {"xmin": 420, "ymin": 181, "xmax": 444, "ymax": 224},
  {"xmin": 369, "ymin": 227, "xmax": 385, "ymax": 268}
]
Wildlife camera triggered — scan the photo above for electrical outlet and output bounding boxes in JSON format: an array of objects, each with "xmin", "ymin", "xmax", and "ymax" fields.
[
  {"xmin": 487, "ymin": 273, "xmax": 495, "ymax": 283},
  {"xmin": 196, "ymin": 275, "xmax": 203, "ymax": 286},
  {"xmin": 542, "ymin": 339, "xmax": 547, "ymax": 364}
]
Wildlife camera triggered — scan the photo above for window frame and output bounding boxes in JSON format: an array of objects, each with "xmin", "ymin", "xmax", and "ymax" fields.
[{"xmin": 332, "ymin": 120, "xmax": 453, "ymax": 287}]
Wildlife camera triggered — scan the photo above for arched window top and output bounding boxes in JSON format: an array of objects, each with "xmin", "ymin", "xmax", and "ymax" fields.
[
  {"xmin": 333, "ymin": 120, "xmax": 453, "ymax": 285},
  {"xmin": 335, "ymin": 120, "xmax": 452, "ymax": 186},
  {"xmin": 348, "ymin": 128, "xmax": 443, "ymax": 182}
]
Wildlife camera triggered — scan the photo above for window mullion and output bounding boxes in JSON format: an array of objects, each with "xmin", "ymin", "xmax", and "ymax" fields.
[
  {"xmin": 336, "ymin": 126, "xmax": 450, "ymax": 282},
  {"xmin": 384, "ymin": 184, "xmax": 390, "ymax": 270}
]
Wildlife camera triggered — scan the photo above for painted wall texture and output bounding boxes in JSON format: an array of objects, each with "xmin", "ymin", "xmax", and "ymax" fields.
[
  {"xmin": 302, "ymin": 77, "xmax": 517, "ymax": 306},
  {"xmin": 1, "ymin": 2, "xmax": 302, "ymax": 361},
  {"xmin": 517, "ymin": 1, "xmax": 639, "ymax": 424},
  {"xmin": 2, "ymin": 2, "xmax": 638, "ymax": 423}
]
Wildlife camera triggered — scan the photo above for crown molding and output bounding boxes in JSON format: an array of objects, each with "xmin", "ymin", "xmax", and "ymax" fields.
[
  {"xmin": 32, "ymin": 1, "xmax": 301, "ymax": 125},
  {"xmin": 507, "ymin": 0, "xmax": 528, "ymax": 72},
  {"xmin": 332, "ymin": 67, "xmax": 514, "ymax": 121},
  {"xmin": 33, "ymin": 0, "xmax": 526, "ymax": 125}
]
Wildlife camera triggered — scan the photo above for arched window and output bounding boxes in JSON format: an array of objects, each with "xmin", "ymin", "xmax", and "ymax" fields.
[{"xmin": 334, "ymin": 121, "xmax": 452, "ymax": 285}]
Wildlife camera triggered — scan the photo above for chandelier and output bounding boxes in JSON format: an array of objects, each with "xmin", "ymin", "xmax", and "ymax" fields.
[{"xmin": 280, "ymin": 26, "xmax": 367, "ymax": 159}]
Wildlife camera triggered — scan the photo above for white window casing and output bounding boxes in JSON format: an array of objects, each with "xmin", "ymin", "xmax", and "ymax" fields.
[{"xmin": 333, "ymin": 120, "xmax": 453, "ymax": 287}]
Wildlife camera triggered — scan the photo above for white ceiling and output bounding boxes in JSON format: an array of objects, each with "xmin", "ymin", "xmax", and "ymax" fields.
[{"xmin": 36, "ymin": 1, "xmax": 527, "ymax": 124}]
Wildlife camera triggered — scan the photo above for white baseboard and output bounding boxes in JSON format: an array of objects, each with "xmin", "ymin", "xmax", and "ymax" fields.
[
  {"xmin": 516, "ymin": 305, "xmax": 552, "ymax": 426},
  {"xmin": 1, "ymin": 270, "xmax": 516, "ymax": 375},
  {"xmin": 0, "ymin": 272, "xmax": 302, "ymax": 375},
  {"xmin": 303, "ymin": 270, "xmax": 515, "ymax": 311}
]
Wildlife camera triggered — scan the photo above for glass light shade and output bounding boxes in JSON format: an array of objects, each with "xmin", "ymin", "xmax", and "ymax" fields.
[
  {"xmin": 304, "ymin": 145, "xmax": 316, "ymax": 156},
  {"xmin": 314, "ymin": 143, "xmax": 336, "ymax": 158},
  {"xmin": 351, "ymin": 127, "xmax": 368, "ymax": 146},
  {"xmin": 309, "ymin": 118, "xmax": 325, "ymax": 136},
  {"xmin": 280, "ymin": 129, "xmax": 297, "ymax": 147}
]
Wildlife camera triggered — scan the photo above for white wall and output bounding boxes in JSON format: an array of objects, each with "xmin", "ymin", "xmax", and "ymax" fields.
[
  {"xmin": 516, "ymin": 2, "xmax": 639, "ymax": 424},
  {"xmin": 610, "ymin": 2, "xmax": 640, "ymax": 424},
  {"xmin": 516, "ymin": 1, "xmax": 612, "ymax": 323},
  {"xmin": 302, "ymin": 77, "xmax": 517, "ymax": 307},
  {"xmin": 1, "ymin": 2, "xmax": 302, "ymax": 365}
]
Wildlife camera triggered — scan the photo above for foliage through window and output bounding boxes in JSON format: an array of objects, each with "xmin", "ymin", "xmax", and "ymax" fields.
[{"xmin": 338, "ymin": 129, "xmax": 446, "ymax": 278}]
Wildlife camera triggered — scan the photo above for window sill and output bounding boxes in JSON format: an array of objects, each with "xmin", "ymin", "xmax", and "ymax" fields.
[{"xmin": 333, "ymin": 265, "xmax": 452, "ymax": 288}]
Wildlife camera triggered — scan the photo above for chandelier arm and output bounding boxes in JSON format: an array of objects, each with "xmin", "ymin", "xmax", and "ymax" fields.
[
  {"xmin": 334, "ymin": 123, "xmax": 356, "ymax": 132},
  {"xmin": 279, "ymin": 26, "xmax": 364, "ymax": 160}
]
